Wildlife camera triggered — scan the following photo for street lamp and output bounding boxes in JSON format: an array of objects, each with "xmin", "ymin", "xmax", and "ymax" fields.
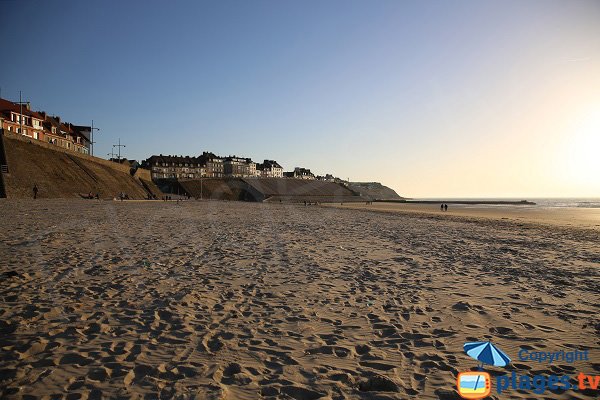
[
  {"xmin": 113, "ymin": 138, "xmax": 126, "ymax": 162},
  {"xmin": 16, "ymin": 91, "xmax": 30, "ymax": 136},
  {"xmin": 90, "ymin": 120, "xmax": 100, "ymax": 156}
]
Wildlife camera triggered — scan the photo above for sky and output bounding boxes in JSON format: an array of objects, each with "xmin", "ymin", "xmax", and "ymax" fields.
[{"xmin": 1, "ymin": 0, "xmax": 599, "ymax": 198}]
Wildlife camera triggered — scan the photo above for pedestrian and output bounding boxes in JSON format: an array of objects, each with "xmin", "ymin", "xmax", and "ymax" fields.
[
  {"xmin": 441, "ymin": 204, "xmax": 444, "ymax": 211},
  {"xmin": 444, "ymin": 204, "xmax": 448, "ymax": 212},
  {"xmin": 33, "ymin": 184, "xmax": 38, "ymax": 199}
]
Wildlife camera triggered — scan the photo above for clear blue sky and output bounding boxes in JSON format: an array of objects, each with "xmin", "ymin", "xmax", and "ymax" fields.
[{"xmin": 2, "ymin": 0, "xmax": 599, "ymax": 197}]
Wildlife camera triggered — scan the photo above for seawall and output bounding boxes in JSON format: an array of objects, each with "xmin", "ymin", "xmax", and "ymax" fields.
[
  {"xmin": 0, "ymin": 131, "xmax": 156, "ymax": 199},
  {"xmin": 176, "ymin": 177, "xmax": 365, "ymax": 202}
]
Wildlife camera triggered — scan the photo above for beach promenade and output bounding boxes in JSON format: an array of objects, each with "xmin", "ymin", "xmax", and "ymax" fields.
[{"xmin": 0, "ymin": 200, "xmax": 598, "ymax": 399}]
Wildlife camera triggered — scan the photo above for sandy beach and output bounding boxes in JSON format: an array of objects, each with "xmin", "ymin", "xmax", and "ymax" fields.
[
  {"xmin": 0, "ymin": 199, "xmax": 598, "ymax": 399},
  {"xmin": 326, "ymin": 202, "xmax": 600, "ymax": 229}
]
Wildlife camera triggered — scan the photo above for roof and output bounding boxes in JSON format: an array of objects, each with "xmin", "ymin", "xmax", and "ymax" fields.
[
  {"xmin": 145, "ymin": 155, "xmax": 204, "ymax": 165},
  {"xmin": 224, "ymin": 155, "xmax": 254, "ymax": 163},
  {"xmin": 0, "ymin": 98, "xmax": 45, "ymax": 120}
]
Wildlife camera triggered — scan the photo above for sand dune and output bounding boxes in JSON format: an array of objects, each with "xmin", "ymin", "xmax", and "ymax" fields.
[{"xmin": 0, "ymin": 199, "xmax": 598, "ymax": 399}]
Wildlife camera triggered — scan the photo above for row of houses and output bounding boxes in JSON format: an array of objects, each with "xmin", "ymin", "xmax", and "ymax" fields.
[
  {"xmin": 142, "ymin": 153, "xmax": 284, "ymax": 179},
  {"xmin": 0, "ymin": 98, "xmax": 90, "ymax": 154},
  {"xmin": 142, "ymin": 154, "xmax": 340, "ymax": 181}
]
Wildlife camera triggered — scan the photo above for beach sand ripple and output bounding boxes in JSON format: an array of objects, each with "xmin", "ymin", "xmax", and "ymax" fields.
[{"xmin": 0, "ymin": 199, "xmax": 598, "ymax": 399}]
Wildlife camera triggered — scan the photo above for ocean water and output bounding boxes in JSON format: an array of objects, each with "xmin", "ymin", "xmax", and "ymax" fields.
[{"xmin": 418, "ymin": 198, "xmax": 600, "ymax": 209}]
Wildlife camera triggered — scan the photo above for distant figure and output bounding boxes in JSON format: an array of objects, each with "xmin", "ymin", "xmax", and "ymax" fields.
[
  {"xmin": 304, "ymin": 201, "xmax": 307, "ymax": 206},
  {"xmin": 444, "ymin": 204, "xmax": 448, "ymax": 212},
  {"xmin": 95, "ymin": 193, "xmax": 99, "ymax": 200},
  {"xmin": 32, "ymin": 184, "xmax": 38, "ymax": 199},
  {"xmin": 441, "ymin": 204, "xmax": 444, "ymax": 211}
]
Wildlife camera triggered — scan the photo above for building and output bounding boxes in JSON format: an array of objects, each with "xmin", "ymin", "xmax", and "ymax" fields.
[
  {"xmin": 284, "ymin": 167, "xmax": 315, "ymax": 180},
  {"xmin": 199, "ymin": 152, "xmax": 224, "ymax": 177},
  {"xmin": 316, "ymin": 174, "xmax": 336, "ymax": 182},
  {"xmin": 144, "ymin": 153, "xmax": 259, "ymax": 180},
  {"xmin": 143, "ymin": 153, "xmax": 286, "ymax": 180},
  {"xmin": 223, "ymin": 156, "xmax": 256, "ymax": 177},
  {"xmin": 0, "ymin": 98, "xmax": 90, "ymax": 154},
  {"xmin": 256, "ymin": 160, "xmax": 283, "ymax": 178},
  {"xmin": 1, "ymin": 99, "xmax": 46, "ymax": 141},
  {"xmin": 143, "ymin": 155, "xmax": 205, "ymax": 180},
  {"xmin": 57, "ymin": 123, "xmax": 90, "ymax": 154}
]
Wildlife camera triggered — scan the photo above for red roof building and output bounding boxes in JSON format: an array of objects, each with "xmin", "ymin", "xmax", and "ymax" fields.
[{"xmin": 0, "ymin": 98, "xmax": 90, "ymax": 155}]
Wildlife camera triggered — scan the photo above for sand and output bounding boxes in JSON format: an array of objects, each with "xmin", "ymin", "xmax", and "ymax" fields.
[
  {"xmin": 325, "ymin": 202, "xmax": 600, "ymax": 229},
  {"xmin": 0, "ymin": 199, "xmax": 598, "ymax": 399}
]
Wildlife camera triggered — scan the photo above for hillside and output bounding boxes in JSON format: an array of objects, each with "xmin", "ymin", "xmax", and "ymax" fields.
[
  {"xmin": 347, "ymin": 182, "xmax": 402, "ymax": 200},
  {"xmin": 1, "ymin": 133, "xmax": 155, "ymax": 199}
]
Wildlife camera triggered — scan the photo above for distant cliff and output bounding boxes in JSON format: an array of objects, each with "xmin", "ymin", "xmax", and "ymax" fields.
[{"xmin": 347, "ymin": 182, "xmax": 403, "ymax": 200}]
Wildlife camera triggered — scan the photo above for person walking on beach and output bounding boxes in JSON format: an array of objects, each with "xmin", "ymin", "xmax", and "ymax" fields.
[
  {"xmin": 32, "ymin": 184, "xmax": 38, "ymax": 199},
  {"xmin": 444, "ymin": 204, "xmax": 448, "ymax": 212},
  {"xmin": 441, "ymin": 204, "xmax": 444, "ymax": 211}
]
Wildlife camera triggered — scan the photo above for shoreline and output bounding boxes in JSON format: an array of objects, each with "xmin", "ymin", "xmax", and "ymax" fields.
[
  {"xmin": 324, "ymin": 202, "xmax": 600, "ymax": 229},
  {"xmin": 378, "ymin": 199, "xmax": 536, "ymax": 205}
]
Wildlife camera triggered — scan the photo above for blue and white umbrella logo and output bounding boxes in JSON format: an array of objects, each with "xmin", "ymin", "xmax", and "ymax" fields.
[{"xmin": 464, "ymin": 341, "xmax": 511, "ymax": 368}]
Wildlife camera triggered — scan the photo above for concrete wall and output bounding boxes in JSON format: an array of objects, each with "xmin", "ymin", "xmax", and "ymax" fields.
[
  {"xmin": 134, "ymin": 167, "xmax": 152, "ymax": 181},
  {"xmin": 1, "ymin": 132, "xmax": 148, "ymax": 199},
  {"xmin": 0, "ymin": 168, "xmax": 5, "ymax": 198},
  {"xmin": 177, "ymin": 177, "xmax": 364, "ymax": 202},
  {"xmin": 134, "ymin": 168, "xmax": 164, "ymax": 199},
  {"xmin": 177, "ymin": 178, "xmax": 263, "ymax": 201},
  {"xmin": 2, "ymin": 131, "xmax": 132, "ymax": 175},
  {"xmin": 0, "ymin": 130, "xmax": 7, "ymax": 198}
]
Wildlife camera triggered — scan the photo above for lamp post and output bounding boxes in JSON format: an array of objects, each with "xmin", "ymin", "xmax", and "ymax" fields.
[
  {"xmin": 90, "ymin": 120, "xmax": 100, "ymax": 156},
  {"xmin": 16, "ymin": 91, "xmax": 30, "ymax": 136},
  {"xmin": 113, "ymin": 138, "xmax": 125, "ymax": 162}
]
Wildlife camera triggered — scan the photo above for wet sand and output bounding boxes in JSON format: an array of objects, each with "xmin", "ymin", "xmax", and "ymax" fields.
[
  {"xmin": 0, "ymin": 199, "xmax": 598, "ymax": 399},
  {"xmin": 326, "ymin": 202, "xmax": 600, "ymax": 229}
]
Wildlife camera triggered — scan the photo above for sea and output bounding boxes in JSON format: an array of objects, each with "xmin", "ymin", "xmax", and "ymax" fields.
[{"xmin": 417, "ymin": 198, "xmax": 600, "ymax": 209}]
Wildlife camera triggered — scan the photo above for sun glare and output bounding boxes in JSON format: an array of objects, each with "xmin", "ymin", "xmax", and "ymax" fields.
[{"xmin": 558, "ymin": 104, "xmax": 600, "ymax": 192}]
